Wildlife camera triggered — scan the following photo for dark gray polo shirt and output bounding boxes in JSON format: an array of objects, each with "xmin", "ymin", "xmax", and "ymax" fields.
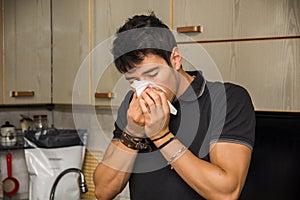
[{"xmin": 113, "ymin": 71, "xmax": 255, "ymax": 200}]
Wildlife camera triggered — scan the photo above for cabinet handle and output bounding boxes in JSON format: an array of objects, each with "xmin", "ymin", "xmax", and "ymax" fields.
[
  {"xmin": 177, "ymin": 25, "xmax": 203, "ymax": 33},
  {"xmin": 11, "ymin": 91, "xmax": 35, "ymax": 97},
  {"xmin": 95, "ymin": 92, "xmax": 114, "ymax": 99}
]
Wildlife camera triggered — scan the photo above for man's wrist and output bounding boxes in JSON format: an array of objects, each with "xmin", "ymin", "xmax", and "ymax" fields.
[
  {"xmin": 120, "ymin": 132, "xmax": 152, "ymax": 152},
  {"xmin": 151, "ymin": 130, "xmax": 171, "ymax": 141},
  {"xmin": 152, "ymin": 132, "xmax": 174, "ymax": 148}
]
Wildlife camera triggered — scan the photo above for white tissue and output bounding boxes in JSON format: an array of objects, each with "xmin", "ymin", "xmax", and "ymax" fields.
[{"xmin": 130, "ymin": 80, "xmax": 177, "ymax": 115}]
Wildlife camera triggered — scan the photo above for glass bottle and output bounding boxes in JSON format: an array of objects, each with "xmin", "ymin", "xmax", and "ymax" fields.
[{"xmin": 33, "ymin": 115, "xmax": 48, "ymax": 130}]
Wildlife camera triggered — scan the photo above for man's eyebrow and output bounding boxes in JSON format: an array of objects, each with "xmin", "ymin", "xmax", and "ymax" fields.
[
  {"xmin": 125, "ymin": 76, "xmax": 135, "ymax": 81},
  {"xmin": 141, "ymin": 66, "xmax": 159, "ymax": 75}
]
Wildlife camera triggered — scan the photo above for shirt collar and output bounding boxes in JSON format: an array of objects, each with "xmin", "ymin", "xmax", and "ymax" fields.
[{"xmin": 177, "ymin": 71, "xmax": 206, "ymax": 102}]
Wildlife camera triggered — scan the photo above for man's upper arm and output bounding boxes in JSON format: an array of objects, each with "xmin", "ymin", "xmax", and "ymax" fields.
[{"xmin": 209, "ymin": 142, "xmax": 252, "ymax": 188}]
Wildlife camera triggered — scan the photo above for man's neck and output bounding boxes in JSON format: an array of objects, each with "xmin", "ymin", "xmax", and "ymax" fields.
[{"xmin": 175, "ymin": 69, "xmax": 195, "ymax": 99}]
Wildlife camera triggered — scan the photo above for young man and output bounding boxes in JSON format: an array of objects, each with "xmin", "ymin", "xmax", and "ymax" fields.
[{"xmin": 93, "ymin": 13, "xmax": 255, "ymax": 200}]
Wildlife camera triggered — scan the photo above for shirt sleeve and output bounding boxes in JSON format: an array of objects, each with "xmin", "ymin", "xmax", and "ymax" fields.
[{"xmin": 209, "ymin": 83, "xmax": 256, "ymax": 150}]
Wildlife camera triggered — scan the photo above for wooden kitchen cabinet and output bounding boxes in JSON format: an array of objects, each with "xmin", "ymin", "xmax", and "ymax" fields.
[
  {"xmin": 0, "ymin": 1, "xmax": 2, "ymax": 104},
  {"xmin": 52, "ymin": 0, "xmax": 89, "ymax": 104},
  {"xmin": 173, "ymin": 0, "xmax": 300, "ymax": 41},
  {"xmin": 54, "ymin": 0, "xmax": 170, "ymax": 106},
  {"xmin": 2, "ymin": 0, "xmax": 51, "ymax": 104},
  {"xmin": 175, "ymin": 0, "xmax": 300, "ymax": 111},
  {"xmin": 178, "ymin": 38, "xmax": 300, "ymax": 111},
  {"xmin": 91, "ymin": 0, "xmax": 170, "ymax": 107}
]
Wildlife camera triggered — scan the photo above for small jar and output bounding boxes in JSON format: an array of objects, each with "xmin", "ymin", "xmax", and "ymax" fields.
[
  {"xmin": 1, "ymin": 121, "xmax": 17, "ymax": 147},
  {"xmin": 33, "ymin": 115, "xmax": 48, "ymax": 130}
]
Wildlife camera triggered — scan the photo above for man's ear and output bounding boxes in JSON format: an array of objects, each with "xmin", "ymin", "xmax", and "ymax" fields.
[{"xmin": 171, "ymin": 47, "xmax": 182, "ymax": 71}]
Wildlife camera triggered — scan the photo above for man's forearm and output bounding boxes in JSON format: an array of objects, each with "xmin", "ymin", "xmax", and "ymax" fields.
[
  {"xmin": 93, "ymin": 141, "xmax": 138, "ymax": 199},
  {"xmin": 94, "ymin": 162, "xmax": 131, "ymax": 199}
]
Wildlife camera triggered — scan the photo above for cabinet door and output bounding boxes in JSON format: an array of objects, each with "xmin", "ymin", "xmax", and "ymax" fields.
[
  {"xmin": 52, "ymin": 0, "xmax": 89, "ymax": 104},
  {"xmin": 0, "ymin": 1, "xmax": 2, "ymax": 104},
  {"xmin": 178, "ymin": 39, "xmax": 300, "ymax": 111},
  {"xmin": 91, "ymin": 0, "xmax": 170, "ymax": 107},
  {"xmin": 4, "ymin": 0, "xmax": 51, "ymax": 104},
  {"xmin": 173, "ymin": 0, "xmax": 300, "ymax": 41}
]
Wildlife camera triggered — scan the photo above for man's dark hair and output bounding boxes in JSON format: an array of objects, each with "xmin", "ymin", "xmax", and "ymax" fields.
[{"xmin": 112, "ymin": 12, "xmax": 177, "ymax": 73}]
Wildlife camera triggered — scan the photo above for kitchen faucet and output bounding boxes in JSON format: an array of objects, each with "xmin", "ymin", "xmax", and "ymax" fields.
[{"xmin": 49, "ymin": 168, "xmax": 88, "ymax": 200}]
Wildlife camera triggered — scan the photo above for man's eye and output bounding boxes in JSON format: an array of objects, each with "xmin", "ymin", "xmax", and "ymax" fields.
[
  {"xmin": 126, "ymin": 78, "xmax": 137, "ymax": 83},
  {"xmin": 148, "ymin": 72, "xmax": 158, "ymax": 77}
]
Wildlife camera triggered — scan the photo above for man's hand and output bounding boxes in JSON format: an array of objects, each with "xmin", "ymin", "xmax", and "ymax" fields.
[
  {"xmin": 126, "ymin": 93, "xmax": 146, "ymax": 137},
  {"xmin": 139, "ymin": 88, "xmax": 170, "ymax": 138}
]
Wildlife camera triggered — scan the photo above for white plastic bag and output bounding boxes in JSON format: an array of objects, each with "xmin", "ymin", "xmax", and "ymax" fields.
[{"xmin": 24, "ymin": 129, "xmax": 87, "ymax": 200}]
